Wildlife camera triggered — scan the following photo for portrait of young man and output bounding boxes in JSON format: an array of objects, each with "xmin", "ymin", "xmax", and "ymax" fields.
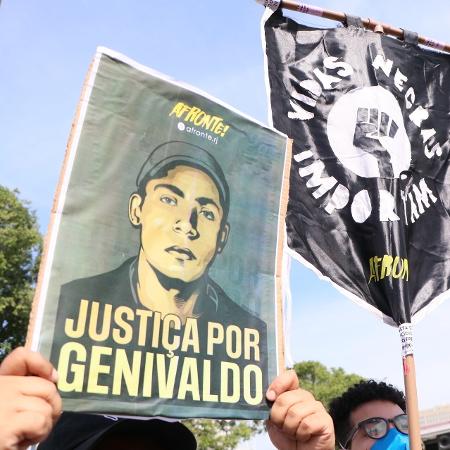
[
  {"xmin": 55, "ymin": 140, "xmax": 266, "ymax": 327},
  {"xmin": 49, "ymin": 141, "xmax": 268, "ymax": 414},
  {"xmin": 32, "ymin": 49, "xmax": 288, "ymax": 419}
]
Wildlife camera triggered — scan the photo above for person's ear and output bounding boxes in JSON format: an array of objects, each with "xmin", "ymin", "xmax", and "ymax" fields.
[
  {"xmin": 216, "ymin": 222, "xmax": 230, "ymax": 254},
  {"xmin": 129, "ymin": 193, "xmax": 143, "ymax": 226}
]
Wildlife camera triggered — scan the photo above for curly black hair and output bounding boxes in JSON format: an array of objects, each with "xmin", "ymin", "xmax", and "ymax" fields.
[{"xmin": 328, "ymin": 380, "xmax": 406, "ymax": 449}]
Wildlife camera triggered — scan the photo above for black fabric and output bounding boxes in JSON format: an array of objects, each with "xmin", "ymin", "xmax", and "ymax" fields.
[
  {"xmin": 38, "ymin": 412, "xmax": 197, "ymax": 450},
  {"xmin": 345, "ymin": 14, "xmax": 363, "ymax": 28},
  {"xmin": 264, "ymin": 11, "xmax": 450, "ymax": 325},
  {"xmin": 402, "ymin": 29, "xmax": 419, "ymax": 45}
]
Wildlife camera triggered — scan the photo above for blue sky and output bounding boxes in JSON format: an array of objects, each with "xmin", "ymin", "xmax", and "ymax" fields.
[{"xmin": 1, "ymin": 1, "xmax": 450, "ymax": 449}]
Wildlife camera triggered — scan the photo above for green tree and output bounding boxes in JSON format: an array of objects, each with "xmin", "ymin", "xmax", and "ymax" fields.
[
  {"xmin": 184, "ymin": 419, "xmax": 261, "ymax": 450},
  {"xmin": 0, "ymin": 186, "xmax": 41, "ymax": 359},
  {"xmin": 293, "ymin": 360, "xmax": 364, "ymax": 408}
]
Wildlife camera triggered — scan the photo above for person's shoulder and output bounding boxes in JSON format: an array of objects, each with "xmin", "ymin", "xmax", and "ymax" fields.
[
  {"xmin": 60, "ymin": 257, "xmax": 135, "ymax": 299},
  {"xmin": 207, "ymin": 278, "xmax": 267, "ymax": 330}
]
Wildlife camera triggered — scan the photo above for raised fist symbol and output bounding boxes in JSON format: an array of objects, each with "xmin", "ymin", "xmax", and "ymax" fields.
[
  {"xmin": 327, "ymin": 86, "xmax": 411, "ymax": 179},
  {"xmin": 353, "ymin": 107, "xmax": 399, "ymax": 178}
]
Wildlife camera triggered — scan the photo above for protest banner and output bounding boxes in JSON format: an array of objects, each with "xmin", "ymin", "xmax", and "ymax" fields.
[
  {"xmin": 262, "ymin": 4, "xmax": 450, "ymax": 448},
  {"xmin": 28, "ymin": 47, "xmax": 290, "ymax": 419}
]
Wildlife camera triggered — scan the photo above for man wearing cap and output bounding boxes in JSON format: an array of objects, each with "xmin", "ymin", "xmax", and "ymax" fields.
[
  {"xmin": 50, "ymin": 140, "xmax": 268, "ymax": 410},
  {"xmin": 54, "ymin": 139, "xmax": 266, "ymax": 328},
  {"xmin": 126, "ymin": 139, "xmax": 235, "ymax": 322}
]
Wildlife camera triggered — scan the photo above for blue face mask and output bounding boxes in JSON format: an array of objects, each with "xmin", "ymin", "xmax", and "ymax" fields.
[{"xmin": 371, "ymin": 428, "xmax": 410, "ymax": 450}]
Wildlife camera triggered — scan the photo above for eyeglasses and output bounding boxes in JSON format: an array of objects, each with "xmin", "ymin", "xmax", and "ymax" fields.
[{"xmin": 343, "ymin": 414, "xmax": 408, "ymax": 448}]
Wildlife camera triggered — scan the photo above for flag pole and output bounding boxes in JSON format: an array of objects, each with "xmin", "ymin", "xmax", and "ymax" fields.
[
  {"xmin": 399, "ymin": 324, "xmax": 422, "ymax": 450},
  {"xmin": 275, "ymin": 0, "xmax": 450, "ymax": 53}
]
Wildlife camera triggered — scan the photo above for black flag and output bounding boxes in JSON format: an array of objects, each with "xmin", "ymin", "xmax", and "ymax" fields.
[{"xmin": 264, "ymin": 10, "xmax": 450, "ymax": 325}]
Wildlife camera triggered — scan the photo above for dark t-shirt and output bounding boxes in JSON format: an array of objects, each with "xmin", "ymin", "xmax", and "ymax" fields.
[{"xmin": 50, "ymin": 258, "xmax": 268, "ymax": 413}]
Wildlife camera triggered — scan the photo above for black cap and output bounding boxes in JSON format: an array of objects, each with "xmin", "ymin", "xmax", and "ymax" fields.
[
  {"xmin": 38, "ymin": 412, "xmax": 197, "ymax": 450},
  {"xmin": 136, "ymin": 141, "xmax": 230, "ymax": 218}
]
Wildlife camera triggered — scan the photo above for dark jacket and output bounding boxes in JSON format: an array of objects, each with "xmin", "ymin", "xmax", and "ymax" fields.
[{"xmin": 50, "ymin": 258, "xmax": 268, "ymax": 415}]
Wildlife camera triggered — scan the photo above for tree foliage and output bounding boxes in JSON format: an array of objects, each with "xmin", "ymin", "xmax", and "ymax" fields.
[
  {"xmin": 183, "ymin": 419, "xmax": 261, "ymax": 450},
  {"xmin": 293, "ymin": 360, "xmax": 364, "ymax": 408},
  {"xmin": 0, "ymin": 186, "xmax": 41, "ymax": 359}
]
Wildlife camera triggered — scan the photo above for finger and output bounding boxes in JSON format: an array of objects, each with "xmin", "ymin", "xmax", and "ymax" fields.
[
  {"xmin": 266, "ymin": 370, "xmax": 299, "ymax": 402},
  {"xmin": 281, "ymin": 400, "xmax": 325, "ymax": 438},
  {"xmin": 16, "ymin": 395, "xmax": 54, "ymax": 421},
  {"xmin": 0, "ymin": 347, "xmax": 58, "ymax": 382},
  {"xmin": 17, "ymin": 377, "xmax": 62, "ymax": 421},
  {"xmin": 270, "ymin": 389, "xmax": 315, "ymax": 427},
  {"xmin": 380, "ymin": 112, "xmax": 389, "ymax": 136},
  {"xmin": 302, "ymin": 435, "xmax": 334, "ymax": 450},
  {"xmin": 356, "ymin": 107, "xmax": 368, "ymax": 123},
  {"xmin": 10, "ymin": 410, "xmax": 55, "ymax": 446},
  {"xmin": 265, "ymin": 419, "xmax": 293, "ymax": 450},
  {"xmin": 296, "ymin": 411, "xmax": 335, "ymax": 450}
]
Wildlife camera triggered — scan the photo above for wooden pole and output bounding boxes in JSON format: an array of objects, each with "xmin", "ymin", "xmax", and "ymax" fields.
[
  {"xmin": 403, "ymin": 355, "xmax": 422, "ymax": 450},
  {"xmin": 277, "ymin": 0, "xmax": 450, "ymax": 53},
  {"xmin": 399, "ymin": 324, "xmax": 422, "ymax": 450},
  {"xmin": 275, "ymin": 138, "xmax": 293, "ymax": 373}
]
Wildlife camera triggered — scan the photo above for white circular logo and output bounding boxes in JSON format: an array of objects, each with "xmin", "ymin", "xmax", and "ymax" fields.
[{"xmin": 327, "ymin": 86, "xmax": 411, "ymax": 178}]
